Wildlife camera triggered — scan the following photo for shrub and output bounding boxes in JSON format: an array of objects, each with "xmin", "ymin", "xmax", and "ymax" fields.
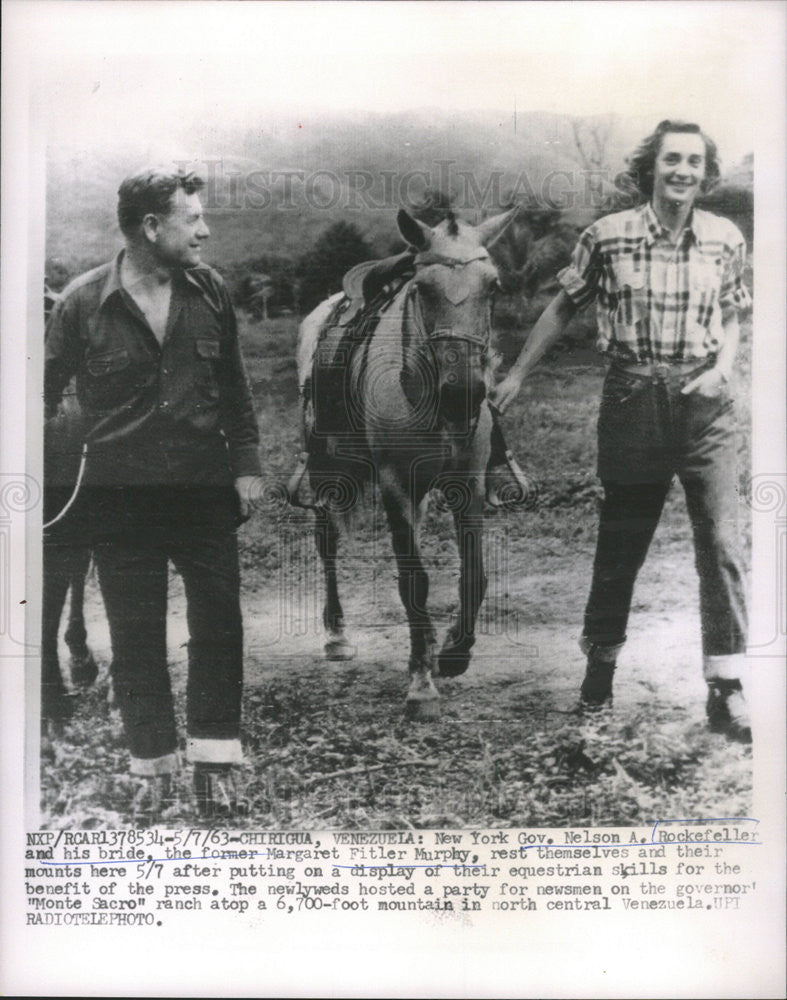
[{"xmin": 296, "ymin": 221, "xmax": 374, "ymax": 315}]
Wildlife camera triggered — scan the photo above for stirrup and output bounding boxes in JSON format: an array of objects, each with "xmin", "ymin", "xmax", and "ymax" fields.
[
  {"xmin": 286, "ymin": 451, "xmax": 323, "ymax": 511},
  {"xmin": 485, "ymin": 449, "xmax": 538, "ymax": 511}
]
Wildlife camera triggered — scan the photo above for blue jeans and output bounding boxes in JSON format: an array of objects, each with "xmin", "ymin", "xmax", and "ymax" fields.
[{"xmin": 583, "ymin": 365, "xmax": 747, "ymax": 677}]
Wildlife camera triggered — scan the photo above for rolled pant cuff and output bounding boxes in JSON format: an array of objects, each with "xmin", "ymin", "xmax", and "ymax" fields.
[
  {"xmin": 703, "ymin": 653, "xmax": 747, "ymax": 683},
  {"xmin": 187, "ymin": 737, "xmax": 244, "ymax": 766},
  {"xmin": 130, "ymin": 752, "xmax": 178, "ymax": 777}
]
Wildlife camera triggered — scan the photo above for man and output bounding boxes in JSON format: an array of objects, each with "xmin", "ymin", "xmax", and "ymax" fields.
[
  {"xmin": 45, "ymin": 167, "xmax": 263, "ymax": 816},
  {"xmin": 492, "ymin": 120, "xmax": 752, "ymax": 742}
]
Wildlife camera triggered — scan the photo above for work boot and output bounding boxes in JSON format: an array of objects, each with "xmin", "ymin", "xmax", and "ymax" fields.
[
  {"xmin": 578, "ymin": 639, "xmax": 621, "ymax": 711},
  {"xmin": 706, "ymin": 680, "xmax": 752, "ymax": 744},
  {"xmin": 193, "ymin": 764, "xmax": 239, "ymax": 820},
  {"xmin": 41, "ymin": 684, "xmax": 79, "ymax": 724}
]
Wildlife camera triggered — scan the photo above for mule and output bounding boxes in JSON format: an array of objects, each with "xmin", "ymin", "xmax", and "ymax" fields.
[
  {"xmin": 296, "ymin": 207, "xmax": 517, "ymax": 720},
  {"xmin": 41, "ymin": 544, "xmax": 98, "ymax": 720}
]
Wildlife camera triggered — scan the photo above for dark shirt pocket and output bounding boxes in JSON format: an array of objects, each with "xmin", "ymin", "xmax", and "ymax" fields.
[
  {"xmin": 86, "ymin": 347, "xmax": 130, "ymax": 376},
  {"xmin": 83, "ymin": 347, "xmax": 134, "ymax": 412},
  {"xmin": 195, "ymin": 338, "xmax": 221, "ymax": 360}
]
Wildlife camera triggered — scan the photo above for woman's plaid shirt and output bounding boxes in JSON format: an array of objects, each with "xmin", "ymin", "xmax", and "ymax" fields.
[{"xmin": 558, "ymin": 202, "xmax": 751, "ymax": 364}]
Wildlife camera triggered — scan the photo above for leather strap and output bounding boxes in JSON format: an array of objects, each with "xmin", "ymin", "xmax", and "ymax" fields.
[{"xmin": 611, "ymin": 358, "xmax": 714, "ymax": 379}]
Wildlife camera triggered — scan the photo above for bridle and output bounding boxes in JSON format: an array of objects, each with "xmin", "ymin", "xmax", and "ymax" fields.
[
  {"xmin": 403, "ymin": 249, "xmax": 499, "ymax": 435},
  {"xmin": 408, "ymin": 249, "xmax": 497, "ymax": 352}
]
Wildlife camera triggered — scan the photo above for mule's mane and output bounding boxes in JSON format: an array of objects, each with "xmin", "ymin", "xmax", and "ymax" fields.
[{"xmin": 444, "ymin": 209, "xmax": 459, "ymax": 236}]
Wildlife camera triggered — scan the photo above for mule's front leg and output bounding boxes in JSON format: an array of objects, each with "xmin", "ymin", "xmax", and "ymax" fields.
[
  {"xmin": 438, "ymin": 500, "xmax": 487, "ymax": 677},
  {"xmin": 314, "ymin": 507, "xmax": 355, "ymax": 661},
  {"xmin": 382, "ymin": 487, "xmax": 439, "ymax": 721}
]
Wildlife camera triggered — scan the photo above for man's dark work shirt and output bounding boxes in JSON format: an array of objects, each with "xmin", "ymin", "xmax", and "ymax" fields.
[{"xmin": 45, "ymin": 253, "xmax": 261, "ymax": 487}]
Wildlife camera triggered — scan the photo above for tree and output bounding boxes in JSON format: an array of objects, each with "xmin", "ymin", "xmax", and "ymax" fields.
[
  {"xmin": 485, "ymin": 193, "xmax": 573, "ymax": 295},
  {"xmin": 296, "ymin": 221, "xmax": 374, "ymax": 314},
  {"xmin": 697, "ymin": 184, "xmax": 753, "ymax": 247},
  {"xmin": 567, "ymin": 115, "xmax": 621, "ymax": 214},
  {"xmin": 224, "ymin": 253, "xmax": 297, "ymax": 317},
  {"xmin": 245, "ymin": 273, "xmax": 274, "ymax": 320}
]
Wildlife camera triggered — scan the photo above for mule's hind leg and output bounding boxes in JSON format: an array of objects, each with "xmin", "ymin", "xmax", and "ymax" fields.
[
  {"xmin": 41, "ymin": 542, "xmax": 80, "ymax": 721},
  {"xmin": 314, "ymin": 506, "xmax": 355, "ymax": 661},
  {"xmin": 65, "ymin": 547, "xmax": 99, "ymax": 686},
  {"xmin": 438, "ymin": 496, "xmax": 487, "ymax": 678},
  {"xmin": 380, "ymin": 480, "xmax": 439, "ymax": 720}
]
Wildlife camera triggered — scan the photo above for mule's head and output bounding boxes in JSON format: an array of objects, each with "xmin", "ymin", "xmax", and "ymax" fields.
[{"xmin": 397, "ymin": 207, "xmax": 516, "ymax": 431}]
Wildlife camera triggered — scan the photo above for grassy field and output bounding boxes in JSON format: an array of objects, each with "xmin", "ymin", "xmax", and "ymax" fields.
[{"xmin": 40, "ymin": 310, "xmax": 753, "ymax": 829}]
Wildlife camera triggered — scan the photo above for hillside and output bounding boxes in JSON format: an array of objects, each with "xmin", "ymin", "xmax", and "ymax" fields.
[{"xmin": 46, "ymin": 109, "xmax": 753, "ymax": 286}]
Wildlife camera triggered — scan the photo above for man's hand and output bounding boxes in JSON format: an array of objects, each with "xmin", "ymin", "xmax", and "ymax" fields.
[
  {"xmin": 234, "ymin": 475, "xmax": 263, "ymax": 520},
  {"xmin": 681, "ymin": 366, "xmax": 730, "ymax": 398},
  {"xmin": 489, "ymin": 372, "xmax": 524, "ymax": 414}
]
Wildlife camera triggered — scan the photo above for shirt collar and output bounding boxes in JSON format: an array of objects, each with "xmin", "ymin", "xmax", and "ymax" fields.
[
  {"xmin": 641, "ymin": 201, "xmax": 700, "ymax": 249},
  {"xmin": 182, "ymin": 266, "xmax": 212, "ymax": 297},
  {"xmin": 98, "ymin": 251, "xmax": 126, "ymax": 308},
  {"xmin": 98, "ymin": 250, "xmax": 210, "ymax": 308}
]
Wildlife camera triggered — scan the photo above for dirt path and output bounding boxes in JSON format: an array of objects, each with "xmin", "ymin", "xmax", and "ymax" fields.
[{"xmin": 48, "ymin": 520, "xmax": 750, "ymax": 830}]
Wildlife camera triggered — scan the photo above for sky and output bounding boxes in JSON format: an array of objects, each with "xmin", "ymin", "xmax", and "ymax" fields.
[{"xmin": 9, "ymin": 0, "xmax": 784, "ymax": 166}]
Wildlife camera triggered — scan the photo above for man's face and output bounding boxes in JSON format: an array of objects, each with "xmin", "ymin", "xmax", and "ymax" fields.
[
  {"xmin": 152, "ymin": 188, "xmax": 210, "ymax": 268},
  {"xmin": 652, "ymin": 132, "xmax": 707, "ymax": 210}
]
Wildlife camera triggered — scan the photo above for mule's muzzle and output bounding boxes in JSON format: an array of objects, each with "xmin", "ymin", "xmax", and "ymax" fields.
[{"xmin": 431, "ymin": 339, "xmax": 487, "ymax": 434}]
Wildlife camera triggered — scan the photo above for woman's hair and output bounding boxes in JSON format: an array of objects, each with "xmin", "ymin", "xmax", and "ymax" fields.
[
  {"xmin": 117, "ymin": 167, "xmax": 204, "ymax": 236},
  {"xmin": 618, "ymin": 120, "xmax": 721, "ymax": 199}
]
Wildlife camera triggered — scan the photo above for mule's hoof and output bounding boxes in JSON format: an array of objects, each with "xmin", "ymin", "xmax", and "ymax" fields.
[
  {"xmin": 324, "ymin": 639, "xmax": 356, "ymax": 661},
  {"xmin": 70, "ymin": 649, "xmax": 99, "ymax": 687},
  {"xmin": 438, "ymin": 629, "xmax": 474, "ymax": 677},
  {"xmin": 405, "ymin": 697, "xmax": 440, "ymax": 722},
  {"xmin": 437, "ymin": 652, "xmax": 471, "ymax": 678}
]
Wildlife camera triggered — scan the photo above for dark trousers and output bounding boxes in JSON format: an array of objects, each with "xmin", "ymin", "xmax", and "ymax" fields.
[
  {"xmin": 89, "ymin": 489, "xmax": 244, "ymax": 767},
  {"xmin": 583, "ymin": 367, "xmax": 747, "ymax": 664}
]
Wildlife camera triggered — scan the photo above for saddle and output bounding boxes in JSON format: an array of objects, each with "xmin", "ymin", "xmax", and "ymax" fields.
[
  {"xmin": 342, "ymin": 251, "xmax": 415, "ymax": 305},
  {"xmin": 308, "ymin": 254, "xmax": 415, "ymax": 440}
]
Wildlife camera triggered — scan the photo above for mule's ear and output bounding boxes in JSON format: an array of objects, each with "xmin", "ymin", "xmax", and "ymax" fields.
[
  {"xmin": 476, "ymin": 207, "xmax": 519, "ymax": 248},
  {"xmin": 397, "ymin": 209, "xmax": 432, "ymax": 251}
]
